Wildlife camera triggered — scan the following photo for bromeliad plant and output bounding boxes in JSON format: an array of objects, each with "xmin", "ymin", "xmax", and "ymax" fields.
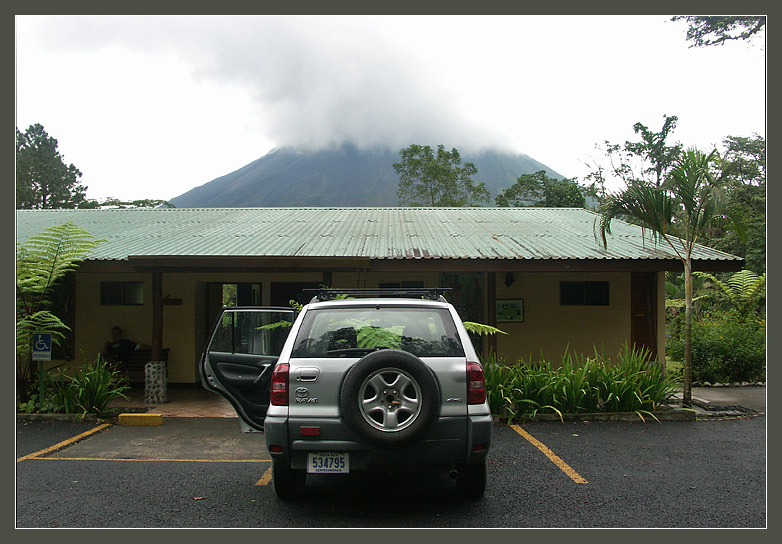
[{"xmin": 483, "ymin": 344, "xmax": 677, "ymax": 423}]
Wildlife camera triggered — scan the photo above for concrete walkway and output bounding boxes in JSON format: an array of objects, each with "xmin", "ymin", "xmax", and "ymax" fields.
[{"xmin": 690, "ymin": 385, "xmax": 766, "ymax": 413}]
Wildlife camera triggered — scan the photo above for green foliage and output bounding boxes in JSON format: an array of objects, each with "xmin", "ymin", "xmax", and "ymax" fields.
[
  {"xmin": 671, "ymin": 16, "xmax": 765, "ymax": 48},
  {"xmin": 357, "ymin": 326, "xmax": 402, "ymax": 350},
  {"xmin": 16, "ymin": 356, "xmax": 130, "ymax": 418},
  {"xmin": 16, "ymin": 123, "xmax": 87, "ymax": 209},
  {"xmin": 394, "ymin": 144, "xmax": 490, "ymax": 207},
  {"xmin": 463, "ymin": 322, "xmax": 507, "ymax": 336},
  {"xmin": 666, "ymin": 311, "xmax": 765, "ymax": 383},
  {"xmin": 626, "ymin": 116, "xmax": 683, "ymax": 187},
  {"xmin": 589, "ymin": 115, "xmax": 683, "ymax": 189},
  {"xmin": 694, "ymin": 269, "xmax": 766, "ymax": 316},
  {"xmin": 483, "ymin": 345, "xmax": 676, "ymax": 423},
  {"xmin": 69, "ymin": 355, "xmax": 131, "ymax": 417},
  {"xmin": 597, "ymin": 147, "xmax": 738, "ymax": 407},
  {"xmin": 495, "ymin": 170, "xmax": 586, "ymax": 208},
  {"xmin": 16, "ymin": 222, "xmax": 103, "ymax": 400},
  {"xmin": 703, "ymin": 134, "xmax": 765, "ymax": 273},
  {"xmin": 78, "ymin": 197, "xmax": 176, "ymax": 209}
]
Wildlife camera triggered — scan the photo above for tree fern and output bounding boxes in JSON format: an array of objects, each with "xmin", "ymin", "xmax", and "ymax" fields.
[
  {"xmin": 463, "ymin": 322, "xmax": 508, "ymax": 336},
  {"xmin": 695, "ymin": 269, "xmax": 766, "ymax": 315},
  {"xmin": 16, "ymin": 222, "xmax": 103, "ymax": 398}
]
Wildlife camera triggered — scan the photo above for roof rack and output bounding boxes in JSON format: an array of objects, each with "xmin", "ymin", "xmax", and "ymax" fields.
[{"xmin": 305, "ymin": 288, "xmax": 452, "ymax": 303}]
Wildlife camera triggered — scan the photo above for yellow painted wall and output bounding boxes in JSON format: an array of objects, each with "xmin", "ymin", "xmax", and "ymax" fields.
[
  {"xmin": 492, "ymin": 272, "xmax": 632, "ymax": 364},
  {"xmin": 62, "ymin": 268, "xmax": 654, "ymax": 382},
  {"xmin": 74, "ymin": 271, "xmax": 153, "ymax": 367}
]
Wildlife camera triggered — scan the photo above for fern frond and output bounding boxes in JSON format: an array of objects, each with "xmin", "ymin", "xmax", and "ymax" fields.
[{"xmin": 463, "ymin": 322, "xmax": 508, "ymax": 336}]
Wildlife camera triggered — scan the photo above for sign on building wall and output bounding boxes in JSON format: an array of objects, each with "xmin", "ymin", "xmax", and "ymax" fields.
[{"xmin": 496, "ymin": 300, "xmax": 524, "ymax": 323}]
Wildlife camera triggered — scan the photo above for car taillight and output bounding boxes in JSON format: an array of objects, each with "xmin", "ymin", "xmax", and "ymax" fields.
[
  {"xmin": 466, "ymin": 362, "xmax": 486, "ymax": 405},
  {"xmin": 270, "ymin": 363, "xmax": 289, "ymax": 406}
]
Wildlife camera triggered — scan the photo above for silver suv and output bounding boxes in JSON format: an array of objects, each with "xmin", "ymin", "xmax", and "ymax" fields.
[{"xmin": 200, "ymin": 289, "xmax": 492, "ymax": 500}]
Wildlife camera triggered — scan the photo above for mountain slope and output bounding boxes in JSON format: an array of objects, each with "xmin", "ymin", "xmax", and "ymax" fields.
[{"xmin": 169, "ymin": 144, "xmax": 565, "ymax": 207}]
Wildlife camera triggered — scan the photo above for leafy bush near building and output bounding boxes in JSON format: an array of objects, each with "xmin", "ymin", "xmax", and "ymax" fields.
[
  {"xmin": 666, "ymin": 310, "xmax": 766, "ymax": 383},
  {"xmin": 484, "ymin": 345, "xmax": 677, "ymax": 423},
  {"xmin": 17, "ymin": 355, "xmax": 129, "ymax": 419}
]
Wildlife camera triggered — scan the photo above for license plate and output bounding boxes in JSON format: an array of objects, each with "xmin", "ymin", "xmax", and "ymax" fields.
[{"xmin": 307, "ymin": 452, "xmax": 349, "ymax": 474}]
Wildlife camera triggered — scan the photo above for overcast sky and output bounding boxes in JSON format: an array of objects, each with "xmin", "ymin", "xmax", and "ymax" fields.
[{"xmin": 15, "ymin": 15, "xmax": 765, "ymax": 203}]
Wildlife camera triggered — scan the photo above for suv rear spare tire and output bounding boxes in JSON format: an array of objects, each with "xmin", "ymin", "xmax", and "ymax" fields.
[{"xmin": 340, "ymin": 349, "xmax": 440, "ymax": 449}]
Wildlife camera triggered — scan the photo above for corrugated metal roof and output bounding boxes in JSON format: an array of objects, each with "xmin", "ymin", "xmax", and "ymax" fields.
[{"xmin": 15, "ymin": 207, "xmax": 741, "ymax": 262}]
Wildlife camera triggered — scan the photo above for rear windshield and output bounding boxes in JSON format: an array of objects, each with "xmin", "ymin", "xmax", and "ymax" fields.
[
  {"xmin": 291, "ymin": 306, "xmax": 464, "ymax": 358},
  {"xmin": 208, "ymin": 310, "xmax": 294, "ymax": 356}
]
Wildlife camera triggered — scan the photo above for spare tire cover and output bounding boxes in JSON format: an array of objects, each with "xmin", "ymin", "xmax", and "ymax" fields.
[{"xmin": 340, "ymin": 349, "xmax": 440, "ymax": 449}]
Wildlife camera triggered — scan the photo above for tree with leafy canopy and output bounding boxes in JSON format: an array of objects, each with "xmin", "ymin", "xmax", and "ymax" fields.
[
  {"xmin": 702, "ymin": 134, "xmax": 766, "ymax": 273},
  {"xmin": 16, "ymin": 222, "xmax": 103, "ymax": 401},
  {"xmin": 589, "ymin": 115, "xmax": 683, "ymax": 190},
  {"xmin": 16, "ymin": 124, "xmax": 88, "ymax": 209},
  {"xmin": 596, "ymin": 148, "xmax": 742, "ymax": 407},
  {"xmin": 394, "ymin": 144, "xmax": 490, "ymax": 207},
  {"xmin": 671, "ymin": 16, "xmax": 766, "ymax": 48},
  {"xmin": 495, "ymin": 170, "xmax": 586, "ymax": 208},
  {"xmin": 78, "ymin": 197, "xmax": 176, "ymax": 209}
]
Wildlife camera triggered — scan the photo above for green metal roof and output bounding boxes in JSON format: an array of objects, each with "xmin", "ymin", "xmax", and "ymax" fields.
[{"xmin": 15, "ymin": 207, "xmax": 741, "ymax": 263}]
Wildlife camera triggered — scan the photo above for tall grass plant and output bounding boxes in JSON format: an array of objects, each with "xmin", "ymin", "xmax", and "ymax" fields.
[{"xmin": 484, "ymin": 344, "xmax": 677, "ymax": 423}]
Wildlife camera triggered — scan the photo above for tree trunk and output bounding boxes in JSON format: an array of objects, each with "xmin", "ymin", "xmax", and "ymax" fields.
[{"xmin": 682, "ymin": 258, "xmax": 693, "ymax": 407}]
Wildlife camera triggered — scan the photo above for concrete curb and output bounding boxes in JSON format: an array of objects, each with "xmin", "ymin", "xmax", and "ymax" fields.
[
  {"xmin": 17, "ymin": 413, "xmax": 99, "ymax": 423},
  {"xmin": 118, "ymin": 413, "xmax": 163, "ymax": 426},
  {"xmin": 493, "ymin": 409, "xmax": 696, "ymax": 424}
]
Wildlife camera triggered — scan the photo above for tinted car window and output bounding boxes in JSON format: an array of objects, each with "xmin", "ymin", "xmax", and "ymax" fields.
[
  {"xmin": 291, "ymin": 307, "xmax": 464, "ymax": 358},
  {"xmin": 209, "ymin": 310, "xmax": 293, "ymax": 356}
]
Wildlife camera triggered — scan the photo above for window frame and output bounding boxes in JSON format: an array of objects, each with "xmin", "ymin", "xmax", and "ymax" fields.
[
  {"xmin": 100, "ymin": 281, "xmax": 145, "ymax": 306},
  {"xmin": 559, "ymin": 281, "xmax": 609, "ymax": 307}
]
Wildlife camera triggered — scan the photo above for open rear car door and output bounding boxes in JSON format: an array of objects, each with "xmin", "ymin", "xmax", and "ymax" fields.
[{"xmin": 200, "ymin": 307, "xmax": 296, "ymax": 432}]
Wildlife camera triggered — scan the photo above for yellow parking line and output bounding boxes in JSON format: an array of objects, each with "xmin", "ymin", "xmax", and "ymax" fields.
[
  {"xmin": 510, "ymin": 424, "xmax": 588, "ymax": 484},
  {"xmin": 16, "ymin": 423, "xmax": 111, "ymax": 462},
  {"xmin": 255, "ymin": 466, "xmax": 273, "ymax": 486}
]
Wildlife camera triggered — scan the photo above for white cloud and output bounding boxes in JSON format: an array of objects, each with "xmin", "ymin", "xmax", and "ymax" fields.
[{"xmin": 15, "ymin": 15, "xmax": 765, "ymax": 201}]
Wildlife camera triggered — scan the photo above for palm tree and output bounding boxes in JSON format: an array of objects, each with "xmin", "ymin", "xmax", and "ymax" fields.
[{"xmin": 596, "ymin": 148, "xmax": 741, "ymax": 407}]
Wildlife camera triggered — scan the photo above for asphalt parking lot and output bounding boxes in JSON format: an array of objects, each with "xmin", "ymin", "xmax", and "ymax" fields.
[{"xmin": 16, "ymin": 414, "xmax": 766, "ymax": 528}]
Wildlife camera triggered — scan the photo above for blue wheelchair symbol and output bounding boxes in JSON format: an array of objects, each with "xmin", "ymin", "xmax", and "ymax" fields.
[
  {"xmin": 32, "ymin": 333, "xmax": 52, "ymax": 360},
  {"xmin": 34, "ymin": 334, "xmax": 51, "ymax": 351}
]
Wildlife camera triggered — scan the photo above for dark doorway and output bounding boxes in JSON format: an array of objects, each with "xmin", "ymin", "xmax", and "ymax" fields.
[
  {"xmin": 631, "ymin": 272, "xmax": 658, "ymax": 360},
  {"xmin": 270, "ymin": 282, "xmax": 321, "ymax": 307},
  {"xmin": 440, "ymin": 272, "xmax": 484, "ymax": 355}
]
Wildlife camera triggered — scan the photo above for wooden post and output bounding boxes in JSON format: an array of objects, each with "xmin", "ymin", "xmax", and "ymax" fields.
[
  {"xmin": 152, "ymin": 270, "xmax": 163, "ymax": 360},
  {"xmin": 487, "ymin": 272, "xmax": 497, "ymax": 357}
]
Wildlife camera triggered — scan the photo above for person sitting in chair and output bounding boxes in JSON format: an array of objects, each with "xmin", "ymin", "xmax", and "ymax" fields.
[{"xmin": 103, "ymin": 326, "xmax": 149, "ymax": 363}]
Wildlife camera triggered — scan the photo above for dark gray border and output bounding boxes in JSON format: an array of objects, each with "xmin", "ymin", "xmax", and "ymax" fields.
[{"xmin": 7, "ymin": 0, "xmax": 774, "ymax": 538}]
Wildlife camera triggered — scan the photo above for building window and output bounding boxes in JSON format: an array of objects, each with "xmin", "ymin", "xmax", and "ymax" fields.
[
  {"xmin": 100, "ymin": 281, "xmax": 144, "ymax": 305},
  {"xmin": 560, "ymin": 281, "xmax": 609, "ymax": 306}
]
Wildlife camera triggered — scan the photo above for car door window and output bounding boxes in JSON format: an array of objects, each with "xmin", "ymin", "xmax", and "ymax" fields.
[{"xmin": 209, "ymin": 310, "xmax": 292, "ymax": 356}]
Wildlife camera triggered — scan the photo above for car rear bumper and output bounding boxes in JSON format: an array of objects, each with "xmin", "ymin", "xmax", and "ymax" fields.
[{"xmin": 264, "ymin": 414, "xmax": 492, "ymax": 470}]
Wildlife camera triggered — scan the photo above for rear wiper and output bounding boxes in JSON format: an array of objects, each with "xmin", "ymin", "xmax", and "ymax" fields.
[{"xmin": 326, "ymin": 347, "xmax": 390, "ymax": 357}]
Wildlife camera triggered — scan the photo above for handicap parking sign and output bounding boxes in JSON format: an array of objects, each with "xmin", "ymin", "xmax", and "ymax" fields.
[{"xmin": 32, "ymin": 333, "xmax": 52, "ymax": 361}]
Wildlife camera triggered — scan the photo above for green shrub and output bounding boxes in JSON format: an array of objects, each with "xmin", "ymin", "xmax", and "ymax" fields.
[
  {"xmin": 666, "ymin": 310, "xmax": 766, "ymax": 383},
  {"xmin": 69, "ymin": 355, "xmax": 131, "ymax": 417},
  {"xmin": 16, "ymin": 355, "xmax": 130, "ymax": 419},
  {"xmin": 483, "ymin": 344, "xmax": 677, "ymax": 422}
]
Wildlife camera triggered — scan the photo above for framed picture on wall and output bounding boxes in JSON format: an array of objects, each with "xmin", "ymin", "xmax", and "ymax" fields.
[{"xmin": 496, "ymin": 299, "xmax": 524, "ymax": 323}]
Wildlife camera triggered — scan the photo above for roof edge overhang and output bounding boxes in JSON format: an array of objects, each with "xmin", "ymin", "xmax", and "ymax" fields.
[{"xmin": 77, "ymin": 255, "xmax": 743, "ymax": 274}]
